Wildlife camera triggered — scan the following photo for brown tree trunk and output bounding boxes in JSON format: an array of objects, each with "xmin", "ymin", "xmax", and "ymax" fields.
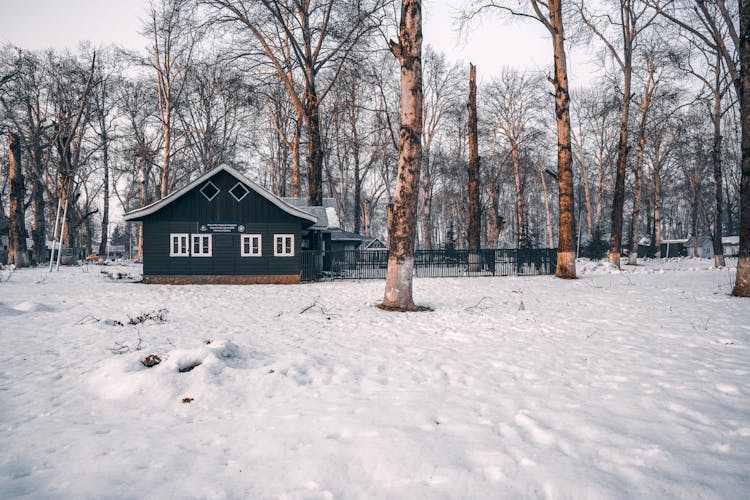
[
  {"xmin": 735, "ymin": 0, "xmax": 750, "ymax": 296},
  {"xmin": 711, "ymin": 55, "xmax": 726, "ymax": 267},
  {"xmin": 8, "ymin": 133, "xmax": 30, "ymax": 267},
  {"xmin": 467, "ymin": 63, "xmax": 481, "ymax": 252},
  {"xmin": 549, "ymin": 0, "xmax": 576, "ymax": 277},
  {"xmin": 382, "ymin": 0, "xmax": 422, "ymax": 310},
  {"xmin": 609, "ymin": 61, "xmax": 632, "ymax": 267}
]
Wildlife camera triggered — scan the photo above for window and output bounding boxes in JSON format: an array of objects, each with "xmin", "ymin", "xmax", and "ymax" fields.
[
  {"xmin": 170, "ymin": 234, "xmax": 189, "ymax": 257},
  {"xmin": 229, "ymin": 182, "xmax": 250, "ymax": 202},
  {"xmin": 200, "ymin": 181, "xmax": 220, "ymax": 201},
  {"xmin": 241, "ymin": 234, "xmax": 262, "ymax": 256},
  {"xmin": 191, "ymin": 234, "xmax": 212, "ymax": 257},
  {"xmin": 274, "ymin": 234, "xmax": 294, "ymax": 257}
]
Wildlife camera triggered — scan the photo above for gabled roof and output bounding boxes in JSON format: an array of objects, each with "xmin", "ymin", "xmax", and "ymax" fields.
[
  {"xmin": 282, "ymin": 197, "xmax": 339, "ymax": 231},
  {"xmin": 123, "ymin": 165, "xmax": 317, "ymax": 225}
]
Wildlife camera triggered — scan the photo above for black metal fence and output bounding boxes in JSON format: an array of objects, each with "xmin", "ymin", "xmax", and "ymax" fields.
[{"xmin": 300, "ymin": 248, "xmax": 557, "ymax": 281}]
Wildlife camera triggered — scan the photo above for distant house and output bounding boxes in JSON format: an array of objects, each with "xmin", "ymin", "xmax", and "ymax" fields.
[
  {"xmin": 685, "ymin": 235, "xmax": 714, "ymax": 258},
  {"xmin": 123, "ymin": 165, "xmax": 320, "ymax": 284},
  {"xmin": 660, "ymin": 239, "xmax": 688, "ymax": 258},
  {"xmin": 722, "ymin": 236, "xmax": 739, "ymax": 257}
]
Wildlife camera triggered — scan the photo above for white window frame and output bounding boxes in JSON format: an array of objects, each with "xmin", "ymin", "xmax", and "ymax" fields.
[
  {"xmin": 274, "ymin": 234, "xmax": 294, "ymax": 257},
  {"xmin": 229, "ymin": 182, "xmax": 250, "ymax": 202},
  {"xmin": 191, "ymin": 234, "xmax": 212, "ymax": 257},
  {"xmin": 170, "ymin": 233, "xmax": 190, "ymax": 257},
  {"xmin": 200, "ymin": 181, "xmax": 220, "ymax": 202},
  {"xmin": 240, "ymin": 234, "xmax": 262, "ymax": 256}
]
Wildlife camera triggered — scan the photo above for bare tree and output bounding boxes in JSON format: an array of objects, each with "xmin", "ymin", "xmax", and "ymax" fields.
[
  {"xmin": 7, "ymin": 132, "xmax": 29, "ymax": 266},
  {"xmin": 467, "ymin": 63, "xmax": 481, "ymax": 252},
  {"xmin": 579, "ymin": 0, "xmax": 659, "ymax": 267},
  {"xmin": 420, "ymin": 47, "xmax": 462, "ymax": 249},
  {"xmin": 464, "ymin": 0, "xmax": 576, "ymax": 276},
  {"xmin": 146, "ymin": 0, "xmax": 199, "ymax": 199},
  {"xmin": 486, "ymin": 69, "xmax": 544, "ymax": 249},
  {"xmin": 204, "ymin": 0, "xmax": 387, "ymax": 206},
  {"xmin": 648, "ymin": 0, "xmax": 749, "ymax": 293},
  {"xmin": 382, "ymin": 0, "xmax": 423, "ymax": 311}
]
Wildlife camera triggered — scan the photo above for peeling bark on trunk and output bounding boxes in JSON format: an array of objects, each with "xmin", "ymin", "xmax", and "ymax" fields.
[
  {"xmin": 467, "ymin": 63, "xmax": 481, "ymax": 252},
  {"xmin": 734, "ymin": 0, "xmax": 750, "ymax": 296},
  {"xmin": 8, "ymin": 133, "xmax": 30, "ymax": 268},
  {"xmin": 382, "ymin": 0, "xmax": 422, "ymax": 310},
  {"xmin": 549, "ymin": 0, "xmax": 576, "ymax": 278}
]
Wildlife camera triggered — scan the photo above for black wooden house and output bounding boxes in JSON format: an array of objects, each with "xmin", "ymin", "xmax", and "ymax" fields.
[{"xmin": 123, "ymin": 165, "xmax": 319, "ymax": 284}]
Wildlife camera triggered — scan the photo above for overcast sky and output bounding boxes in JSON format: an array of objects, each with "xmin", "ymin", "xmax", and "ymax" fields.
[{"xmin": 1, "ymin": 0, "xmax": 597, "ymax": 85}]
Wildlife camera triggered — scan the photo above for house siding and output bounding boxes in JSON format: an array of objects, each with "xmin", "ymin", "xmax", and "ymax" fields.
[{"xmin": 140, "ymin": 170, "xmax": 306, "ymax": 278}]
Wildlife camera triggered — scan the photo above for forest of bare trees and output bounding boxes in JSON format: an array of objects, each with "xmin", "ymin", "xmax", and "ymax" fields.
[{"xmin": 0, "ymin": 0, "xmax": 748, "ymax": 296}]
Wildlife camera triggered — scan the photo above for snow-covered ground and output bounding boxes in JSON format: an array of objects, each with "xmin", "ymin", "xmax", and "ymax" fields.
[{"xmin": 0, "ymin": 259, "xmax": 748, "ymax": 499}]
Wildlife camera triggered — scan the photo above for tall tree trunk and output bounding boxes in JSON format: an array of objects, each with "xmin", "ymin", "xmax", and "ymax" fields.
[
  {"xmin": 362, "ymin": 198, "xmax": 371, "ymax": 237},
  {"xmin": 30, "ymin": 135, "xmax": 46, "ymax": 264},
  {"xmin": 511, "ymin": 144, "xmax": 525, "ymax": 248},
  {"xmin": 711, "ymin": 56, "xmax": 726, "ymax": 267},
  {"xmin": 578, "ymin": 152, "xmax": 594, "ymax": 243},
  {"xmin": 160, "ymin": 116, "xmax": 171, "ymax": 199},
  {"xmin": 608, "ymin": 21, "xmax": 633, "ymax": 267},
  {"xmin": 735, "ymin": 0, "xmax": 750, "ymax": 296},
  {"xmin": 488, "ymin": 182, "xmax": 501, "ymax": 248},
  {"xmin": 609, "ymin": 60, "xmax": 632, "ymax": 267},
  {"xmin": 467, "ymin": 63, "xmax": 481, "ymax": 252},
  {"xmin": 540, "ymin": 169, "xmax": 554, "ymax": 248},
  {"xmin": 32, "ymin": 177, "xmax": 46, "ymax": 264},
  {"xmin": 421, "ymin": 153, "xmax": 432, "ymax": 249},
  {"xmin": 8, "ymin": 133, "xmax": 30, "ymax": 267},
  {"xmin": 549, "ymin": 0, "xmax": 576, "ymax": 277},
  {"xmin": 98, "ymin": 138, "xmax": 110, "ymax": 257},
  {"xmin": 653, "ymin": 151, "xmax": 662, "ymax": 258},
  {"xmin": 291, "ymin": 120, "xmax": 301, "ymax": 198},
  {"xmin": 382, "ymin": 0, "xmax": 422, "ymax": 310},
  {"xmin": 628, "ymin": 63, "xmax": 654, "ymax": 266},
  {"xmin": 305, "ymin": 81, "xmax": 324, "ymax": 206}
]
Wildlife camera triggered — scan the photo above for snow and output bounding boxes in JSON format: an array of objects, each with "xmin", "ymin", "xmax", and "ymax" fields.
[{"xmin": 1, "ymin": 258, "xmax": 748, "ymax": 498}]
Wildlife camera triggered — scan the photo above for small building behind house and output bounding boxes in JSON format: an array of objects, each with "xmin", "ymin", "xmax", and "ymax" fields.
[
  {"xmin": 659, "ymin": 239, "xmax": 688, "ymax": 258},
  {"xmin": 685, "ymin": 235, "xmax": 714, "ymax": 258},
  {"xmin": 722, "ymin": 236, "xmax": 739, "ymax": 257}
]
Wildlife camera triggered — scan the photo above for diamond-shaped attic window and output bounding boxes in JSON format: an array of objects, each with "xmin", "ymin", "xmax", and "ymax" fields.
[
  {"xmin": 229, "ymin": 182, "xmax": 249, "ymax": 202},
  {"xmin": 200, "ymin": 181, "xmax": 219, "ymax": 201}
]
